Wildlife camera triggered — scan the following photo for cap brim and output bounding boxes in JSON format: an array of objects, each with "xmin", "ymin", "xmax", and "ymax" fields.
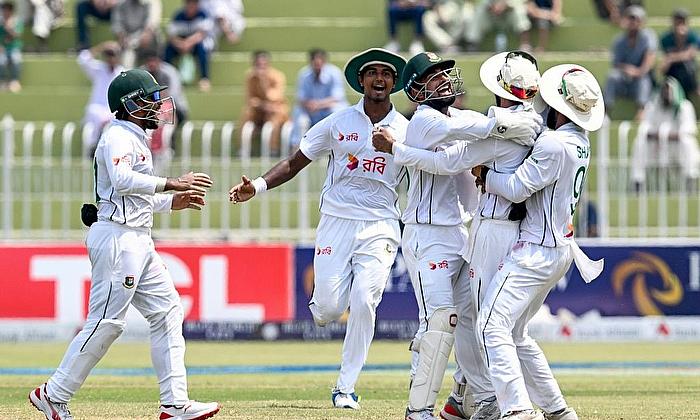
[
  {"xmin": 479, "ymin": 52, "xmax": 546, "ymax": 113},
  {"xmin": 344, "ymin": 48, "xmax": 407, "ymax": 94},
  {"xmin": 540, "ymin": 64, "xmax": 605, "ymax": 132}
]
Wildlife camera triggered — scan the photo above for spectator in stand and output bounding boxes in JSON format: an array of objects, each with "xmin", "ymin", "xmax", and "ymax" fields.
[
  {"xmin": 240, "ymin": 50, "xmax": 289, "ymax": 155},
  {"xmin": 0, "ymin": 1, "xmax": 22, "ymax": 93},
  {"xmin": 422, "ymin": 0, "xmax": 473, "ymax": 54},
  {"xmin": 591, "ymin": 0, "xmax": 642, "ymax": 26},
  {"xmin": 75, "ymin": 0, "xmax": 118, "ymax": 50},
  {"xmin": 142, "ymin": 49, "xmax": 189, "ymax": 151},
  {"xmin": 384, "ymin": 0, "xmax": 428, "ymax": 56},
  {"xmin": 289, "ymin": 49, "xmax": 348, "ymax": 148},
  {"xmin": 660, "ymin": 8, "xmax": 699, "ymax": 99},
  {"xmin": 78, "ymin": 40, "xmax": 124, "ymax": 156},
  {"xmin": 200, "ymin": 0, "xmax": 245, "ymax": 48},
  {"xmin": 111, "ymin": 0, "xmax": 161, "ymax": 68},
  {"xmin": 603, "ymin": 5, "xmax": 656, "ymax": 120},
  {"xmin": 19, "ymin": 0, "xmax": 63, "ymax": 53},
  {"xmin": 164, "ymin": 0, "xmax": 213, "ymax": 92},
  {"xmin": 523, "ymin": 0, "xmax": 562, "ymax": 52},
  {"xmin": 631, "ymin": 76, "xmax": 700, "ymax": 192},
  {"xmin": 465, "ymin": 0, "xmax": 531, "ymax": 52}
]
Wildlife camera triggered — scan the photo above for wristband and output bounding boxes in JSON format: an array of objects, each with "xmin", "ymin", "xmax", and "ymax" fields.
[
  {"xmin": 251, "ymin": 177, "xmax": 267, "ymax": 195},
  {"xmin": 155, "ymin": 177, "xmax": 167, "ymax": 193}
]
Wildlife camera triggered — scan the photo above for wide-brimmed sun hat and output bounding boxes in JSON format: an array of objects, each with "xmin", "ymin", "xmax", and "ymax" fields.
[
  {"xmin": 540, "ymin": 64, "xmax": 605, "ymax": 132},
  {"xmin": 343, "ymin": 48, "xmax": 407, "ymax": 94},
  {"xmin": 480, "ymin": 50, "xmax": 546, "ymax": 112}
]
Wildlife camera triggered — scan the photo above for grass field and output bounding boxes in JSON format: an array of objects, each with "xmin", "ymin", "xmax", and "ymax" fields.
[{"xmin": 2, "ymin": 341, "xmax": 700, "ymax": 419}]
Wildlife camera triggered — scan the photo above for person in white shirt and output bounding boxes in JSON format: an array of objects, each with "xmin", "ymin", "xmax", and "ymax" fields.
[
  {"xmin": 229, "ymin": 48, "xmax": 409, "ymax": 410},
  {"xmin": 631, "ymin": 75, "xmax": 700, "ymax": 191},
  {"xmin": 78, "ymin": 41, "xmax": 124, "ymax": 158},
  {"xmin": 374, "ymin": 51, "xmax": 541, "ymax": 420},
  {"xmin": 471, "ymin": 64, "xmax": 606, "ymax": 420},
  {"xmin": 374, "ymin": 50, "xmax": 545, "ymax": 420},
  {"xmin": 29, "ymin": 69, "xmax": 220, "ymax": 420}
]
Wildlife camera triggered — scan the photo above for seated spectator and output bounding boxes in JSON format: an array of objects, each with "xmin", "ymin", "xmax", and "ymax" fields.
[
  {"xmin": 19, "ymin": 0, "xmax": 64, "ymax": 53},
  {"xmin": 289, "ymin": 49, "xmax": 347, "ymax": 148},
  {"xmin": 524, "ymin": 0, "xmax": 561, "ymax": 52},
  {"xmin": 660, "ymin": 8, "xmax": 698, "ymax": 99},
  {"xmin": 78, "ymin": 41, "xmax": 124, "ymax": 156},
  {"xmin": 240, "ymin": 50, "xmax": 289, "ymax": 155},
  {"xmin": 384, "ymin": 0, "xmax": 428, "ymax": 55},
  {"xmin": 164, "ymin": 0, "xmax": 213, "ymax": 92},
  {"xmin": 422, "ymin": 0, "xmax": 473, "ymax": 53},
  {"xmin": 603, "ymin": 5, "xmax": 656, "ymax": 120},
  {"xmin": 111, "ymin": 0, "xmax": 161, "ymax": 68},
  {"xmin": 200, "ymin": 0, "xmax": 245, "ymax": 47},
  {"xmin": 142, "ymin": 49, "xmax": 189, "ymax": 151},
  {"xmin": 465, "ymin": 0, "xmax": 531, "ymax": 52},
  {"xmin": 591, "ymin": 0, "xmax": 642, "ymax": 26},
  {"xmin": 0, "ymin": 0, "xmax": 22, "ymax": 93},
  {"xmin": 631, "ymin": 77, "xmax": 700, "ymax": 192},
  {"xmin": 75, "ymin": 0, "xmax": 118, "ymax": 50}
]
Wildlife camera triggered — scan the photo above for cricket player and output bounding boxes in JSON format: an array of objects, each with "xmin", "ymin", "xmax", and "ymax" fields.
[
  {"xmin": 229, "ymin": 48, "xmax": 409, "ymax": 410},
  {"xmin": 471, "ymin": 64, "xmax": 606, "ymax": 420},
  {"xmin": 374, "ymin": 50, "xmax": 545, "ymax": 420},
  {"xmin": 29, "ymin": 69, "xmax": 220, "ymax": 420},
  {"xmin": 379, "ymin": 52, "xmax": 542, "ymax": 420}
]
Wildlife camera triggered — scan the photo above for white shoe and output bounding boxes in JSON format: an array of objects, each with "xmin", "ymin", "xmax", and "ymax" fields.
[
  {"xmin": 384, "ymin": 40, "xmax": 400, "ymax": 53},
  {"xmin": 407, "ymin": 407, "xmax": 438, "ymax": 419},
  {"xmin": 29, "ymin": 383, "xmax": 74, "ymax": 420},
  {"xmin": 501, "ymin": 410, "xmax": 545, "ymax": 420},
  {"xmin": 544, "ymin": 407, "xmax": 578, "ymax": 420},
  {"xmin": 159, "ymin": 400, "xmax": 221, "ymax": 420},
  {"xmin": 332, "ymin": 388, "xmax": 360, "ymax": 409},
  {"xmin": 470, "ymin": 398, "xmax": 499, "ymax": 420},
  {"xmin": 409, "ymin": 40, "xmax": 425, "ymax": 56}
]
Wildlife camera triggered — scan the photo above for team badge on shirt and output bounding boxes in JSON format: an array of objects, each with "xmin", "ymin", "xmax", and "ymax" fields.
[{"xmin": 123, "ymin": 275, "xmax": 135, "ymax": 289}]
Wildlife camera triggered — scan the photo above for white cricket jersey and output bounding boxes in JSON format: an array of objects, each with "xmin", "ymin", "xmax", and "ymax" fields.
[
  {"xmin": 299, "ymin": 98, "xmax": 408, "ymax": 221},
  {"xmin": 394, "ymin": 104, "xmax": 534, "ymax": 222},
  {"xmin": 93, "ymin": 120, "xmax": 172, "ymax": 228},
  {"xmin": 485, "ymin": 123, "xmax": 591, "ymax": 247},
  {"xmin": 401, "ymin": 104, "xmax": 496, "ymax": 226}
]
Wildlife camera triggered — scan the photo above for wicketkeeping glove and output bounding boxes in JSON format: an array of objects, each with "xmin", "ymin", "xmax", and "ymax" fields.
[
  {"xmin": 81, "ymin": 203, "xmax": 98, "ymax": 227},
  {"xmin": 489, "ymin": 106, "xmax": 543, "ymax": 145}
]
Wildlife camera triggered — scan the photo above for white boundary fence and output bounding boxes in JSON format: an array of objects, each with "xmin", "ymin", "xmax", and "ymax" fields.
[{"xmin": 1, "ymin": 115, "xmax": 698, "ymax": 242}]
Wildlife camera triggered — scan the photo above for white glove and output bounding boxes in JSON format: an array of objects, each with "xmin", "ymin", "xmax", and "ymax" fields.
[{"xmin": 488, "ymin": 106, "xmax": 544, "ymax": 146}]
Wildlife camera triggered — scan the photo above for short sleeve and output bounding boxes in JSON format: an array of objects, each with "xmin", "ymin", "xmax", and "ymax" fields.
[{"xmin": 298, "ymin": 114, "xmax": 333, "ymax": 161}]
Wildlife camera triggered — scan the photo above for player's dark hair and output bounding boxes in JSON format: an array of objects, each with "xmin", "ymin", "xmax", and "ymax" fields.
[
  {"xmin": 309, "ymin": 49, "xmax": 327, "ymax": 61},
  {"xmin": 1, "ymin": 1, "xmax": 15, "ymax": 11},
  {"xmin": 252, "ymin": 50, "xmax": 270, "ymax": 62}
]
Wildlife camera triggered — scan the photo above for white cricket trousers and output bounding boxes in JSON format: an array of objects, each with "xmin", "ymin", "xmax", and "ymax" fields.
[
  {"xmin": 477, "ymin": 242, "xmax": 572, "ymax": 415},
  {"xmin": 462, "ymin": 217, "xmax": 520, "ymax": 402},
  {"xmin": 46, "ymin": 221, "xmax": 189, "ymax": 405},
  {"xmin": 308, "ymin": 214, "xmax": 400, "ymax": 394},
  {"xmin": 402, "ymin": 224, "xmax": 480, "ymax": 388}
]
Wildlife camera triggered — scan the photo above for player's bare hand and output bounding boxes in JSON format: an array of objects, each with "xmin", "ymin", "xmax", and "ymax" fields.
[
  {"xmin": 471, "ymin": 165, "xmax": 489, "ymax": 193},
  {"xmin": 229, "ymin": 175, "xmax": 255, "ymax": 204},
  {"xmin": 171, "ymin": 190, "xmax": 206, "ymax": 211},
  {"xmin": 372, "ymin": 127, "xmax": 395, "ymax": 154},
  {"xmin": 167, "ymin": 171, "xmax": 213, "ymax": 193}
]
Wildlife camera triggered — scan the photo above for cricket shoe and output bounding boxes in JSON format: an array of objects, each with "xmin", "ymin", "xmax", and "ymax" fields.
[
  {"xmin": 406, "ymin": 407, "xmax": 438, "ymax": 420},
  {"xmin": 159, "ymin": 400, "xmax": 220, "ymax": 420},
  {"xmin": 331, "ymin": 388, "xmax": 360, "ymax": 409},
  {"xmin": 28, "ymin": 383, "xmax": 74, "ymax": 420},
  {"xmin": 544, "ymin": 407, "xmax": 578, "ymax": 420},
  {"xmin": 501, "ymin": 410, "xmax": 544, "ymax": 420},
  {"xmin": 440, "ymin": 396, "xmax": 470, "ymax": 420},
  {"xmin": 470, "ymin": 398, "xmax": 500, "ymax": 420}
]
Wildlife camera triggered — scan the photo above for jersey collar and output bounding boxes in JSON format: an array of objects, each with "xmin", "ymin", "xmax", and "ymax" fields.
[{"xmin": 114, "ymin": 119, "xmax": 148, "ymax": 140}]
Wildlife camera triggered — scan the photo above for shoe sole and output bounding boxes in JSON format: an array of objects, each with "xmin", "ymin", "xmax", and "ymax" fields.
[
  {"xmin": 28, "ymin": 390, "xmax": 57, "ymax": 420},
  {"xmin": 160, "ymin": 405, "xmax": 221, "ymax": 420}
]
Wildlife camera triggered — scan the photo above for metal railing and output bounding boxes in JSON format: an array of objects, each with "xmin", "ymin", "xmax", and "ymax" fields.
[{"xmin": 1, "ymin": 115, "xmax": 698, "ymax": 242}]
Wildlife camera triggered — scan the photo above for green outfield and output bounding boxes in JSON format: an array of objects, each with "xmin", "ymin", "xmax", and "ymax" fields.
[{"xmin": 2, "ymin": 341, "xmax": 700, "ymax": 419}]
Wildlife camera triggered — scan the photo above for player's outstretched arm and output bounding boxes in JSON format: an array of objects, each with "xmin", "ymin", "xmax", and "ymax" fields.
[{"xmin": 230, "ymin": 150, "xmax": 312, "ymax": 204}]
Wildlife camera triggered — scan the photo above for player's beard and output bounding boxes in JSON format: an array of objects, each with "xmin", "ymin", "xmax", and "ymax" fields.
[
  {"xmin": 425, "ymin": 96, "xmax": 455, "ymax": 110},
  {"xmin": 145, "ymin": 117, "xmax": 159, "ymax": 130}
]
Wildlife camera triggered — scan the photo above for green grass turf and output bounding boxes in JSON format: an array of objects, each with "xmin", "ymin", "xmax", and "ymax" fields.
[{"xmin": 2, "ymin": 341, "xmax": 700, "ymax": 419}]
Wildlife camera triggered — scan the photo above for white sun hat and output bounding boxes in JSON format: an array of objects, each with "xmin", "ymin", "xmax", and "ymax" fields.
[
  {"xmin": 540, "ymin": 64, "xmax": 605, "ymax": 132},
  {"xmin": 480, "ymin": 50, "xmax": 546, "ymax": 113}
]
